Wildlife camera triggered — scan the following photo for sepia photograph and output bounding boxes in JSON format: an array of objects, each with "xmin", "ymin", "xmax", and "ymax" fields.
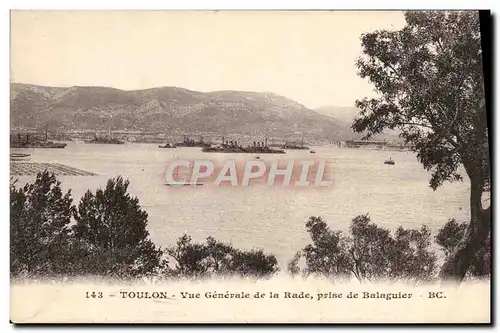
[{"xmin": 9, "ymin": 9, "xmax": 491, "ymax": 324}]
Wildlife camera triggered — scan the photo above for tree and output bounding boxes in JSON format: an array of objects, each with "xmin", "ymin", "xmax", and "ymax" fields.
[
  {"xmin": 352, "ymin": 11, "xmax": 490, "ymax": 281},
  {"xmin": 166, "ymin": 234, "xmax": 279, "ymax": 279},
  {"xmin": 289, "ymin": 216, "xmax": 437, "ymax": 283},
  {"xmin": 300, "ymin": 217, "xmax": 352, "ymax": 278},
  {"xmin": 166, "ymin": 234, "xmax": 210, "ymax": 278},
  {"xmin": 10, "ymin": 171, "xmax": 74, "ymax": 277},
  {"xmin": 436, "ymin": 219, "xmax": 490, "ymax": 278},
  {"xmin": 73, "ymin": 176, "xmax": 165, "ymax": 278},
  {"xmin": 287, "ymin": 251, "xmax": 302, "ymax": 277}
]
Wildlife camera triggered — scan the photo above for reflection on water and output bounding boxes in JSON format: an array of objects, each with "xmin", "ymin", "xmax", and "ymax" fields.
[{"xmin": 11, "ymin": 143, "xmax": 470, "ymax": 265}]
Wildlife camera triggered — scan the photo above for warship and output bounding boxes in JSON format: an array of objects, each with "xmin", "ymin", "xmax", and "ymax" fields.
[
  {"xmin": 10, "ymin": 126, "xmax": 67, "ymax": 149},
  {"xmin": 281, "ymin": 137, "xmax": 309, "ymax": 150},
  {"xmin": 282, "ymin": 143, "xmax": 309, "ymax": 150},
  {"xmin": 202, "ymin": 138, "xmax": 285, "ymax": 154},
  {"xmin": 174, "ymin": 136, "xmax": 211, "ymax": 148},
  {"xmin": 84, "ymin": 135, "xmax": 125, "ymax": 144}
]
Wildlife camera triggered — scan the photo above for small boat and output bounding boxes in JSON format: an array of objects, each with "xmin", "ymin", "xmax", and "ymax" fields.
[
  {"xmin": 310, "ymin": 149, "xmax": 316, "ymax": 154},
  {"xmin": 10, "ymin": 153, "xmax": 31, "ymax": 161},
  {"xmin": 384, "ymin": 158, "xmax": 395, "ymax": 165},
  {"xmin": 255, "ymin": 156, "xmax": 260, "ymax": 160},
  {"xmin": 11, "ymin": 153, "xmax": 30, "ymax": 158},
  {"xmin": 158, "ymin": 143, "xmax": 175, "ymax": 148}
]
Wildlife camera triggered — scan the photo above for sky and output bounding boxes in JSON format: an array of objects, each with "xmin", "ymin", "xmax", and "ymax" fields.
[{"xmin": 10, "ymin": 11, "xmax": 407, "ymax": 109}]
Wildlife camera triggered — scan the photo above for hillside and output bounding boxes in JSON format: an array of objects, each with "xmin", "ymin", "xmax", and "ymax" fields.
[
  {"xmin": 314, "ymin": 106, "xmax": 362, "ymax": 125},
  {"xmin": 11, "ymin": 83, "xmax": 368, "ymax": 141},
  {"xmin": 315, "ymin": 105, "xmax": 402, "ymax": 142}
]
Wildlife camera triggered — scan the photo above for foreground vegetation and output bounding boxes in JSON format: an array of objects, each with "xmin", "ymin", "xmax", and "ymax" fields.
[{"xmin": 10, "ymin": 172, "xmax": 489, "ymax": 282}]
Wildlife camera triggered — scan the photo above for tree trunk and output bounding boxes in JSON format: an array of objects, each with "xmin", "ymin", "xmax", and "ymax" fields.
[{"xmin": 439, "ymin": 177, "xmax": 490, "ymax": 282}]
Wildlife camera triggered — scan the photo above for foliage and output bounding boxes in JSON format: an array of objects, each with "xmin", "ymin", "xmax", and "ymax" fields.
[
  {"xmin": 353, "ymin": 11, "xmax": 488, "ymax": 190},
  {"xmin": 436, "ymin": 219, "xmax": 491, "ymax": 278},
  {"xmin": 166, "ymin": 234, "xmax": 279, "ymax": 279},
  {"xmin": 287, "ymin": 251, "xmax": 302, "ymax": 278},
  {"xmin": 10, "ymin": 171, "xmax": 74, "ymax": 277},
  {"xmin": 11, "ymin": 172, "xmax": 278, "ymax": 280},
  {"xmin": 300, "ymin": 217, "xmax": 352, "ymax": 278},
  {"xmin": 288, "ymin": 216, "xmax": 437, "ymax": 282},
  {"xmin": 72, "ymin": 176, "xmax": 166, "ymax": 278},
  {"xmin": 352, "ymin": 11, "xmax": 490, "ymax": 281}
]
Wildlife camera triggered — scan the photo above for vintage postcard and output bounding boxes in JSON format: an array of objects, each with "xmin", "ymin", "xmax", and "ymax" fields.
[{"xmin": 9, "ymin": 10, "xmax": 491, "ymax": 324}]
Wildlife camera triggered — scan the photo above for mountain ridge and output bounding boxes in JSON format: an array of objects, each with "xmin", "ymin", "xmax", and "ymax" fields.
[{"xmin": 10, "ymin": 83, "xmax": 395, "ymax": 142}]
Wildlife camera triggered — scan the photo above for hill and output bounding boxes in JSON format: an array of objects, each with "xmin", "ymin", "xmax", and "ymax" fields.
[
  {"xmin": 314, "ymin": 105, "xmax": 402, "ymax": 142},
  {"xmin": 11, "ymin": 83, "xmax": 371, "ymax": 142},
  {"xmin": 314, "ymin": 106, "xmax": 361, "ymax": 125}
]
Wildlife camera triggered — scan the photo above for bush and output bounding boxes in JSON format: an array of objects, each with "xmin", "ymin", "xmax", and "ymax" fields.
[
  {"xmin": 11, "ymin": 173, "xmax": 280, "ymax": 280},
  {"xmin": 288, "ymin": 215, "xmax": 437, "ymax": 283},
  {"xmin": 166, "ymin": 234, "xmax": 279, "ymax": 279},
  {"xmin": 436, "ymin": 219, "xmax": 491, "ymax": 278},
  {"xmin": 72, "ymin": 176, "xmax": 166, "ymax": 278},
  {"xmin": 10, "ymin": 171, "xmax": 74, "ymax": 278}
]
